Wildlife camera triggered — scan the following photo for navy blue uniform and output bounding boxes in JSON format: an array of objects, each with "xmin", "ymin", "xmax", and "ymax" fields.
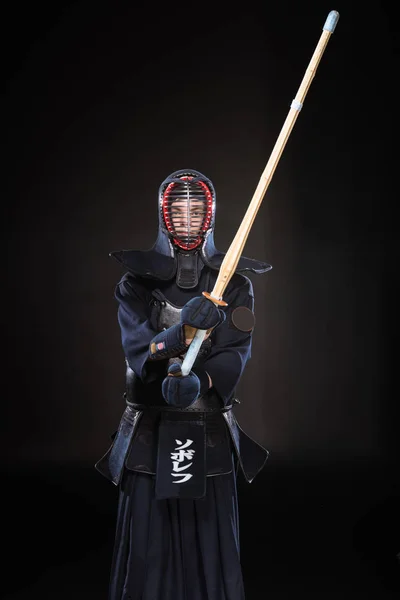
[{"xmin": 95, "ymin": 169, "xmax": 271, "ymax": 599}]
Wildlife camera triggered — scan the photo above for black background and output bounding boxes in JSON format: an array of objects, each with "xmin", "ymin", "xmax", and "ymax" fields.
[{"xmin": 3, "ymin": 1, "xmax": 399, "ymax": 598}]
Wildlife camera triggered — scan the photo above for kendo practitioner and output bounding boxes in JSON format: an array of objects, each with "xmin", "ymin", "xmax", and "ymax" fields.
[{"xmin": 95, "ymin": 169, "xmax": 272, "ymax": 600}]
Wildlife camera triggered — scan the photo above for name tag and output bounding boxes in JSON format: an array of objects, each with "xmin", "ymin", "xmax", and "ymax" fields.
[{"xmin": 155, "ymin": 412, "xmax": 206, "ymax": 499}]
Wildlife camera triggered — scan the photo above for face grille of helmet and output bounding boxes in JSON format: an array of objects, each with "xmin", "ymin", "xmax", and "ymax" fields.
[{"xmin": 161, "ymin": 176, "xmax": 213, "ymax": 250}]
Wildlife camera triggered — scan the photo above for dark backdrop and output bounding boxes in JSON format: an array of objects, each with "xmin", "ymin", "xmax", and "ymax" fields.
[{"xmin": 3, "ymin": 1, "xmax": 398, "ymax": 598}]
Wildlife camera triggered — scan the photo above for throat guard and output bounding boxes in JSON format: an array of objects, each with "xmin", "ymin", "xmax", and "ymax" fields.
[{"xmin": 175, "ymin": 250, "xmax": 204, "ymax": 288}]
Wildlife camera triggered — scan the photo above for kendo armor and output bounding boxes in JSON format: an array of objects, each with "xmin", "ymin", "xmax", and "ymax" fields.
[{"xmin": 108, "ymin": 168, "xmax": 272, "ymax": 289}]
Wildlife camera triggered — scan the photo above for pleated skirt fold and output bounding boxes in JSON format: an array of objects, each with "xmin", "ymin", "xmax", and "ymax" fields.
[{"xmin": 109, "ymin": 460, "xmax": 245, "ymax": 600}]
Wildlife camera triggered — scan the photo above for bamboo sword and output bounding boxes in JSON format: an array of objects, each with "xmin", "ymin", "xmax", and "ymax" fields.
[{"xmin": 181, "ymin": 9, "xmax": 340, "ymax": 376}]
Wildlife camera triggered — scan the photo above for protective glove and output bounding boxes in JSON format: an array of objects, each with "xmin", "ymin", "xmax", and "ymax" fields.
[
  {"xmin": 180, "ymin": 295, "xmax": 226, "ymax": 343},
  {"xmin": 161, "ymin": 362, "xmax": 200, "ymax": 408},
  {"xmin": 148, "ymin": 323, "xmax": 187, "ymax": 361}
]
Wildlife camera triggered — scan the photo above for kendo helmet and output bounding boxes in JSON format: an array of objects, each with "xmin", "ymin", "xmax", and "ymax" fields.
[{"xmin": 158, "ymin": 169, "xmax": 216, "ymax": 251}]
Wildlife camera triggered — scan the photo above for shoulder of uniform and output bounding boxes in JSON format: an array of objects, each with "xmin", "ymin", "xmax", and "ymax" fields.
[
  {"xmin": 116, "ymin": 272, "xmax": 155, "ymax": 297},
  {"xmin": 225, "ymin": 272, "xmax": 254, "ymax": 299}
]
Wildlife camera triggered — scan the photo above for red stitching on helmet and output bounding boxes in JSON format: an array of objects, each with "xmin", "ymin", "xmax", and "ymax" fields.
[{"xmin": 162, "ymin": 177, "xmax": 213, "ymax": 250}]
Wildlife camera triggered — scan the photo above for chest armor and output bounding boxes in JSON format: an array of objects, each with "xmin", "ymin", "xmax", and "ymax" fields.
[{"xmin": 95, "ymin": 286, "xmax": 270, "ymax": 492}]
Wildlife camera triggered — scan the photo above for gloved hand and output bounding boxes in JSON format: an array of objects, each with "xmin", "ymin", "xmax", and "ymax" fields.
[
  {"xmin": 148, "ymin": 323, "xmax": 187, "ymax": 361},
  {"xmin": 180, "ymin": 295, "xmax": 226, "ymax": 331},
  {"xmin": 161, "ymin": 362, "xmax": 200, "ymax": 408}
]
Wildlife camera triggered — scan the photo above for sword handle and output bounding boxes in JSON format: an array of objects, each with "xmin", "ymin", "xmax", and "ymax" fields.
[
  {"xmin": 180, "ymin": 329, "xmax": 207, "ymax": 376},
  {"xmin": 180, "ymin": 291, "xmax": 227, "ymax": 376}
]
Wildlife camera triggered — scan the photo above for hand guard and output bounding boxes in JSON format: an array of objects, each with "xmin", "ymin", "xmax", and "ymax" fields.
[
  {"xmin": 180, "ymin": 295, "xmax": 226, "ymax": 331},
  {"xmin": 148, "ymin": 323, "xmax": 188, "ymax": 361},
  {"xmin": 161, "ymin": 363, "xmax": 200, "ymax": 408}
]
